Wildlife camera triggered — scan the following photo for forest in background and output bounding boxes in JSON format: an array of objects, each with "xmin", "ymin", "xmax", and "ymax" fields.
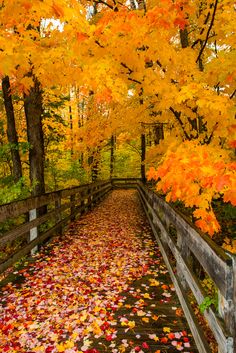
[{"xmin": 0, "ymin": 0, "xmax": 235, "ymax": 249}]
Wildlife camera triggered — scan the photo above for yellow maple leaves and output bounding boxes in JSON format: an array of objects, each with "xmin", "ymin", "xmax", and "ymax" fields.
[
  {"xmin": 149, "ymin": 279, "xmax": 160, "ymax": 286},
  {"xmin": 222, "ymin": 238, "xmax": 236, "ymax": 254},
  {"xmin": 142, "ymin": 317, "xmax": 150, "ymax": 323},
  {"xmin": 163, "ymin": 326, "xmax": 171, "ymax": 333},
  {"xmin": 56, "ymin": 340, "xmax": 74, "ymax": 352},
  {"xmin": 121, "ymin": 320, "xmax": 136, "ymax": 329}
]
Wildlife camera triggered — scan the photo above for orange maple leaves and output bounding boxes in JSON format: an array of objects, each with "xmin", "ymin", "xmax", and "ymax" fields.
[{"xmin": 147, "ymin": 141, "xmax": 236, "ymax": 236}]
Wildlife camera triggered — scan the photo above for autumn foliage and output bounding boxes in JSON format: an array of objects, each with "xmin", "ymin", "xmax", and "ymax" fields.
[
  {"xmin": 0, "ymin": 0, "xmax": 235, "ymax": 237},
  {"xmin": 147, "ymin": 142, "xmax": 236, "ymax": 236}
]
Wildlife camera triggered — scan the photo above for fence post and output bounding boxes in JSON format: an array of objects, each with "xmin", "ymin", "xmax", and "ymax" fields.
[
  {"xmin": 87, "ymin": 186, "xmax": 93, "ymax": 210},
  {"xmin": 218, "ymin": 253, "xmax": 236, "ymax": 353},
  {"xmin": 176, "ymin": 230, "xmax": 191, "ymax": 291},
  {"xmin": 79, "ymin": 191, "xmax": 85, "ymax": 215},
  {"xmin": 55, "ymin": 194, "xmax": 62, "ymax": 235},
  {"xmin": 70, "ymin": 194, "xmax": 76, "ymax": 221},
  {"xmin": 29, "ymin": 208, "xmax": 38, "ymax": 255}
]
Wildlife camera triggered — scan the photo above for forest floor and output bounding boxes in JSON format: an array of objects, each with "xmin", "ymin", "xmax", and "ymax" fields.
[{"xmin": 0, "ymin": 190, "xmax": 198, "ymax": 353}]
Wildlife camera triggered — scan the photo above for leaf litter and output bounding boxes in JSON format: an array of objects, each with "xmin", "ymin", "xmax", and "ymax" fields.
[{"xmin": 0, "ymin": 190, "xmax": 198, "ymax": 352}]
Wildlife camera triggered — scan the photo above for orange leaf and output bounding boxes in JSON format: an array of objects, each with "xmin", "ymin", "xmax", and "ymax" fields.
[
  {"xmin": 175, "ymin": 308, "xmax": 183, "ymax": 317},
  {"xmin": 22, "ymin": 1, "xmax": 32, "ymax": 10},
  {"xmin": 52, "ymin": 2, "xmax": 64, "ymax": 17},
  {"xmin": 147, "ymin": 167, "xmax": 157, "ymax": 181},
  {"xmin": 77, "ymin": 32, "xmax": 89, "ymax": 42},
  {"xmin": 174, "ymin": 17, "xmax": 188, "ymax": 29}
]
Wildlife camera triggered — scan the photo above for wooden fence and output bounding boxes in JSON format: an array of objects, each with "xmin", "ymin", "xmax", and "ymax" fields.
[
  {"xmin": 0, "ymin": 178, "xmax": 235, "ymax": 353},
  {"xmin": 0, "ymin": 180, "xmax": 112, "ymax": 274},
  {"xmin": 136, "ymin": 181, "xmax": 235, "ymax": 353}
]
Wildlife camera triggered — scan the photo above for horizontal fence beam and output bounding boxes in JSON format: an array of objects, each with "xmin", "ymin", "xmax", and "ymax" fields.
[{"xmin": 0, "ymin": 180, "xmax": 111, "ymax": 223}]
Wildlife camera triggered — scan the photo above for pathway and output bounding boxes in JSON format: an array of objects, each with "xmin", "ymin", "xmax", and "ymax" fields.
[{"xmin": 0, "ymin": 190, "xmax": 198, "ymax": 353}]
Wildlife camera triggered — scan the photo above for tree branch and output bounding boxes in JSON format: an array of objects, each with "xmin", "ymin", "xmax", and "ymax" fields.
[
  {"xmin": 128, "ymin": 77, "xmax": 142, "ymax": 84},
  {"xmin": 95, "ymin": 40, "xmax": 105, "ymax": 48},
  {"xmin": 203, "ymin": 122, "xmax": 218, "ymax": 145},
  {"xmin": 126, "ymin": 142, "xmax": 142, "ymax": 156},
  {"xmin": 94, "ymin": 0, "xmax": 114, "ymax": 10},
  {"xmin": 230, "ymin": 88, "xmax": 236, "ymax": 99},
  {"xmin": 121, "ymin": 62, "xmax": 133, "ymax": 75},
  {"xmin": 169, "ymin": 107, "xmax": 191, "ymax": 140},
  {"xmin": 196, "ymin": 0, "xmax": 218, "ymax": 65}
]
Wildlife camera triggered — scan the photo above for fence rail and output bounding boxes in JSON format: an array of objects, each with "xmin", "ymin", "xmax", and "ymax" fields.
[
  {"xmin": 0, "ymin": 178, "xmax": 235, "ymax": 353},
  {"xmin": 0, "ymin": 180, "xmax": 112, "ymax": 274},
  {"xmin": 136, "ymin": 181, "xmax": 235, "ymax": 353}
]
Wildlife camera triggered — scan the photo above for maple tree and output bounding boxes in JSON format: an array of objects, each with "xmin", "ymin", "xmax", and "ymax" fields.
[
  {"xmin": 0, "ymin": 2, "xmax": 235, "ymax": 350},
  {"xmin": 0, "ymin": 0, "xmax": 235, "ymax": 238}
]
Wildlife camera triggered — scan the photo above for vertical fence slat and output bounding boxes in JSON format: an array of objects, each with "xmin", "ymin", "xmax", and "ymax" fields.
[
  {"xmin": 70, "ymin": 194, "xmax": 76, "ymax": 221},
  {"xmin": 55, "ymin": 194, "xmax": 62, "ymax": 235},
  {"xmin": 29, "ymin": 208, "xmax": 38, "ymax": 255}
]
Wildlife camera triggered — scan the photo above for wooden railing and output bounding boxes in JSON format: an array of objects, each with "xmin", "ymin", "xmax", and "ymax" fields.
[
  {"xmin": 136, "ymin": 181, "xmax": 235, "ymax": 353},
  {"xmin": 0, "ymin": 178, "xmax": 235, "ymax": 353},
  {"xmin": 0, "ymin": 180, "xmax": 112, "ymax": 274},
  {"xmin": 112, "ymin": 178, "xmax": 141, "ymax": 188}
]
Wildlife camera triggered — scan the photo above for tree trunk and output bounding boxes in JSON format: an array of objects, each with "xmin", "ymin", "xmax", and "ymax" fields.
[
  {"xmin": 92, "ymin": 159, "xmax": 99, "ymax": 182},
  {"xmin": 180, "ymin": 28, "xmax": 202, "ymax": 135},
  {"xmin": 154, "ymin": 124, "xmax": 164, "ymax": 145},
  {"xmin": 2, "ymin": 76, "xmax": 22, "ymax": 182},
  {"xmin": 24, "ymin": 76, "xmax": 45, "ymax": 197},
  {"xmin": 89, "ymin": 154, "xmax": 100, "ymax": 182},
  {"xmin": 69, "ymin": 103, "xmax": 74, "ymax": 157},
  {"xmin": 180, "ymin": 28, "xmax": 189, "ymax": 48},
  {"xmin": 141, "ymin": 133, "xmax": 146, "ymax": 182},
  {"xmin": 110, "ymin": 135, "xmax": 114, "ymax": 178}
]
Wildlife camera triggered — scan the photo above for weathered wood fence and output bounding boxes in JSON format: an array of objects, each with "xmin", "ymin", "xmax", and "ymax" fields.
[
  {"xmin": 0, "ymin": 178, "xmax": 235, "ymax": 353},
  {"xmin": 0, "ymin": 180, "xmax": 112, "ymax": 274},
  {"xmin": 136, "ymin": 181, "xmax": 235, "ymax": 353}
]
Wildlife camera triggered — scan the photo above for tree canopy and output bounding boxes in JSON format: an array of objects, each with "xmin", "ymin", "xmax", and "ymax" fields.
[{"xmin": 0, "ymin": 0, "xmax": 235, "ymax": 238}]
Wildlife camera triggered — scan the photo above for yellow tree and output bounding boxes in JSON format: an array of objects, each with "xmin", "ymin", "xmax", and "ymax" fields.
[
  {"xmin": 80, "ymin": 0, "xmax": 236, "ymax": 235},
  {"xmin": 0, "ymin": 0, "xmax": 90, "ymax": 195},
  {"xmin": 0, "ymin": 0, "xmax": 235, "ymax": 236}
]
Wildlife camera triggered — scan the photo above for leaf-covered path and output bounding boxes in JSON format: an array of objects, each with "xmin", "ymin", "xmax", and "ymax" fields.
[{"xmin": 0, "ymin": 190, "xmax": 198, "ymax": 353}]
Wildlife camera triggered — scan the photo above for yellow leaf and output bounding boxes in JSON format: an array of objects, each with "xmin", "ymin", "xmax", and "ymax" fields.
[
  {"xmin": 163, "ymin": 326, "xmax": 171, "ymax": 333},
  {"xmin": 33, "ymin": 347, "xmax": 44, "ymax": 352},
  {"xmin": 65, "ymin": 340, "xmax": 74, "ymax": 349},
  {"xmin": 149, "ymin": 279, "xmax": 160, "ymax": 286},
  {"xmin": 56, "ymin": 343, "xmax": 65, "ymax": 352},
  {"xmin": 128, "ymin": 320, "xmax": 135, "ymax": 329},
  {"xmin": 121, "ymin": 321, "xmax": 127, "ymax": 326},
  {"xmin": 92, "ymin": 322, "xmax": 102, "ymax": 335},
  {"xmin": 142, "ymin": 317, "xmax": 149, "ymax": 323}
]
